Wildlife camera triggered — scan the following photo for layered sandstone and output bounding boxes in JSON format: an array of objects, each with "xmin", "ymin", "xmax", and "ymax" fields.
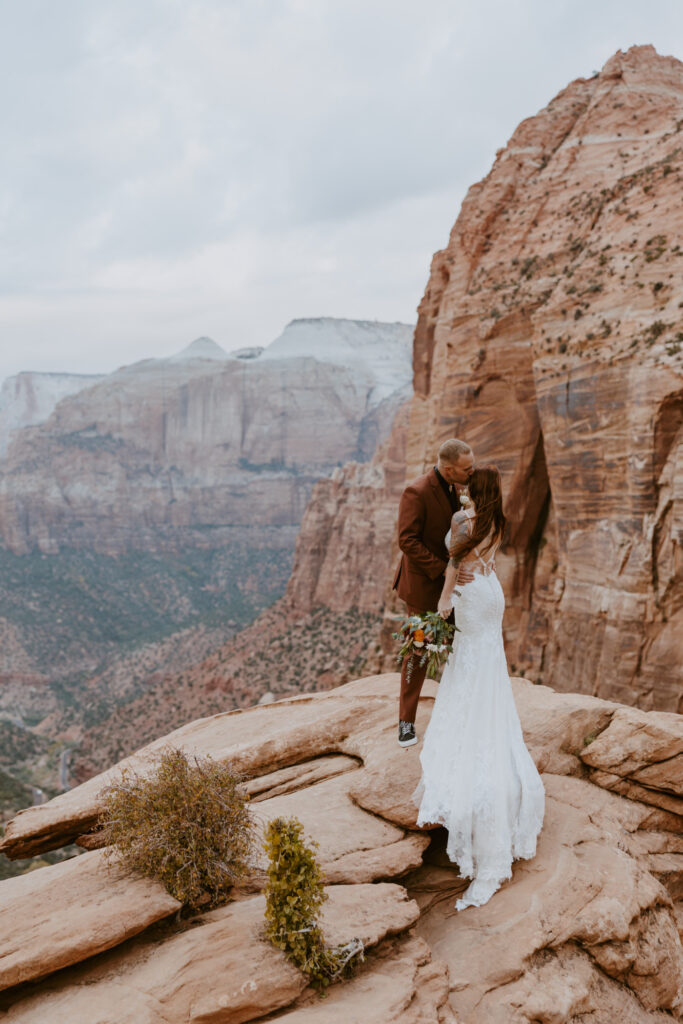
[
  {"xmin": 44, "ymin": 47, "xmax": 683, "ymax": 794},
  {"xmin": 285, "ymin": 402, "xmax": 411, "ymax": 614},
  {"xmin": 0, "ymin": 320, "xmax": 412, "ymax": 799},
  {"xmin": 0, "ymin": 673, "xmax": 681, "ymax": 1021},
  {"xmin": 0, "ymin": 319, "xmax": 412, "ymax": 556},
  {"xmin": 283, "ymin": 46, "xmax": 683, "ymax": 712},
  {"xmin": 0, "ymin": 371, "xmax": 105, "ymax": 457},
  {"xmin": 407, "ymin": 45, "xmax": 683, "ymax": 710}
]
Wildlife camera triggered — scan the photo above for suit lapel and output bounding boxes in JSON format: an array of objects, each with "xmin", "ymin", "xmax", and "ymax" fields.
[{"xmin": 427, "ymin": 468, "xmax": 453, "ymax": 520}]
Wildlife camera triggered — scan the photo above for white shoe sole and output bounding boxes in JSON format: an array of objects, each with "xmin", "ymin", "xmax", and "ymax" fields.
[{"xmin": 398, "ymin": 735, "xmax": 418, "ymax": 747}]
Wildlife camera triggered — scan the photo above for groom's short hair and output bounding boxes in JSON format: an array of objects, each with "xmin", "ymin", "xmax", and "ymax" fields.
[{"xmin": 438, "ymin": 438, "xmax": 472, "ymax": 464}]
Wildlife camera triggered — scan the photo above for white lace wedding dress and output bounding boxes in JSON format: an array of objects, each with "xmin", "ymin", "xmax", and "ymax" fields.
[{"xmin": 413, "ymin": 508, "xmax": 545, "ymax": 911}]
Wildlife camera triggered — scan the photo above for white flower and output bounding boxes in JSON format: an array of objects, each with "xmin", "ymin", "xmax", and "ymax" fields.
[
  {"xmin": 413, "ymin": 640, "xmax": 425, "ymax": 648},
  {"xmin": 426, "ymin": 643, "xmax": 437, "ymax": 652},
  {"xmin": 459, "ymin": 492, "xmax": 471, "ymax": 508}
]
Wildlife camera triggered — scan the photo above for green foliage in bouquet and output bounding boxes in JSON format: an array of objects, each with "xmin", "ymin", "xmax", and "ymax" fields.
[
  {"xmin": 263, "ymin": 816, "xmax": 364, "ymax": 991},
  {"xmin": 393, "ymin": 610, "xmax": 457, "ymax": 681},
  {"xmin": 98, "ymin": 746, "xmax": 254, "ymax": 910}
]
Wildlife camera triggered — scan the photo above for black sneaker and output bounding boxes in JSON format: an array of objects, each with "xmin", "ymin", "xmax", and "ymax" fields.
[{"xmin": 398, "ymin": 720, "xmax": 417, "ymax": 747}]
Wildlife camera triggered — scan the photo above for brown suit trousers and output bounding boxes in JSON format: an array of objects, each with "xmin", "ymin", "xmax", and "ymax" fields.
[{"xmin": 393, "ymin": 468, "xmax": 455, "ymax": 723}]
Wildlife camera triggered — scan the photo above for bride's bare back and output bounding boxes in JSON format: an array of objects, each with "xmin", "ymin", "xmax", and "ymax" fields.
[{"xmin": 447, "ymin": 507, "xmax": 499, "ymax": 577}]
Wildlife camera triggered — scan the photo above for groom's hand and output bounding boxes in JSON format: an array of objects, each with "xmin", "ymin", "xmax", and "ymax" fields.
[{"xmin": 457, "ymin": 567, "xmax": 474, "ymax": 584}]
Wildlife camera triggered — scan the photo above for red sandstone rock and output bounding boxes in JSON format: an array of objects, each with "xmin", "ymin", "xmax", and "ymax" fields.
[
  {"xmin": 278, "ymin": 45, "xmax": 683, "ymax": 713},
  {"xmin": 408, "ymin": 45, "xmax": 683, "ymax": 711},
  {"xmin": 0, "ymin": 849, "xmax": 180, "ymax": 992},
  {"xmin": 1, "ymin": 885, "xmax": 418, "ymax": 1024},
  {"xmin": 0, "ymin": 673, "xmax": 681, "ymax": 1020}
]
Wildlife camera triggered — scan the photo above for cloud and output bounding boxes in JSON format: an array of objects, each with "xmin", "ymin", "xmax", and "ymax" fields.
[{"xmin": 1, "ymin": 0, "xmax": 682, "ymax": 379}]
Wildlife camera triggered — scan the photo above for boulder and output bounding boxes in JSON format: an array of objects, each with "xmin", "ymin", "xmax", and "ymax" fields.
[
  {"xmin": 408, "ymin": 773, "xmax": 683, "ymax": 1022},
  {"xmin": 580, "ymin": 706, "xmax": 683, "ymax": 794},
  {"xmin": 1, "ymin": 884, "xmax": 418, "ymax": 1024},
  {"xmin": 0, "ymin": 689, "xmax": 389, "ymax": 859},
  {"xmin": 270, "ymin": 936, "xmax": 457, "ymax": 1023},
  {"xmin": 0, "ymin": 848, "xmax": 180, "ymax": 992},
  {"xmin": 1, "ymin": 673, "xmax": 682, "ymax": 1021}
]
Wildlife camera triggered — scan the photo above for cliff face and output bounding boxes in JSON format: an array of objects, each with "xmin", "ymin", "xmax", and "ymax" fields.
[
  {"xmin": 0, "ymin": 320, "xmax": 413, "ymax": 798},
  {"xmin": 411, "ymin": 44, "xmax": 683, "ymax": 711},
  {"xmin": 0, "ymin": 372, "xmax": 106, "ymax": 456},
  {"xmin": 285, "ymin": 46, "xmax": 683, "ymax": 712},
  {"xmin": 285, "ymin": 402, "xmax": 410, "ymax": 615},
  {"xmin": 0, "ymin": 320, "xmax": 412, "ymax": 556}
]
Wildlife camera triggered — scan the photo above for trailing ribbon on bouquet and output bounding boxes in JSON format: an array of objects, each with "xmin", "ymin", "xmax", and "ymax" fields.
[{"xmin": 393, "ymin": 611, "xmax": 458, "ymax": 682}]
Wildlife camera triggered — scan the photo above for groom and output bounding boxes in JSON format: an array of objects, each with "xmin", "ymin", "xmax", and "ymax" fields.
[{"xmin": 393, "ymin": 438, "xmax": 474, "ymax": 747}]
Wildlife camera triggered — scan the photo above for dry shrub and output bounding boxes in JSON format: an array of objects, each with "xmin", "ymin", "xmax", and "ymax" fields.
[
  {"xmin": 264, "ymin": 816, "xmax": 364, "ymax": 990},
  {"xmin": 98, "ymin": 746, "xmax": 254, "ymax": 909}
]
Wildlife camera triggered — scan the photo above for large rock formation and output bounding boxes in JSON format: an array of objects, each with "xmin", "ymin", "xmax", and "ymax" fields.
[
  {"xmin": 409, "ymin": 44, "xmax": 683, "ymax": 710},
  {"xmin": 0, "ymin": 371, "xmax": 106, "ymax": 457},
  {"xmin": 46, "ymin": 46, "xmax": 683, "ymax": 792},
  {"xmin": 67, "ymin": 404, "xmax": 412, "ymax": 780},
  {"xmin": 285, "ymin": 402, "xmax": 411, "ymax": 615},
  {"xmin": 0, "ymin": 319, "xmax": 412, "ymax": 797},
  {"xmin": 0, "ymin": 673, "xmax": 681, "ymax": 1021},
  {"xmin": 281, "ymin": 46, "xmax": 683, "ymax": 712},
  {"xmin": 0, "ymin": 319, "xmax": 412, "ymax": 556}
]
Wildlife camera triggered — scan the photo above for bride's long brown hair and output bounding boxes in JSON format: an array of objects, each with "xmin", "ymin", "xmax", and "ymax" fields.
[{"xmin": 450, "ymin": 465, "xmax": 506, "ymax": 560}]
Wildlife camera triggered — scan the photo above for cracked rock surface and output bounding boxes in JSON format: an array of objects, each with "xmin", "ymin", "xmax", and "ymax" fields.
[{"xmin": 0, "ymin": 672, "xmax": 681, "ymax": 1022}]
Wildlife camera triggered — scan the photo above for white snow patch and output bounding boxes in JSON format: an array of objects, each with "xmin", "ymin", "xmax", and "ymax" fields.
[
  {"xmin": 0, "ymin": 372, "xmax": 105, "ymax": 456},
  {"xmin": 169, "ymin": 336, "xmax": 231, "ymax": 362},
  {"xmin": 262, "ymin": 318, "xmax": 414, "ymax": 404}
]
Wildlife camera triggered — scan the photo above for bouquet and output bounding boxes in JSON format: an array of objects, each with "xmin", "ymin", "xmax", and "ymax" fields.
[{"xmin": 392, "ymin": 611, "xmax": 458, "ymax": 682}]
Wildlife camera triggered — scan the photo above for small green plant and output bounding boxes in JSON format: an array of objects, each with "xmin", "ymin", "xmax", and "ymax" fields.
[
  {"xmin": 644, "ymin": 235, "xmax": 667, "ymax": 262},
  {"xmin": 583, "ymin": 732, "xmax": 597, "ymax": 747},
  {"xmin": 98, "ymin": 747, "xmax": 254, "ymax": 909},
  {"xmin": 643, "ymin": 320, "xmax": 669, "ymax": 347},
  {"xmin": 665, "ymin": 333, "xmax": 683, "ymax": 356},
  {"xmin": 264, "ymin": 817, "xmax": 364, "ymax": 990}
]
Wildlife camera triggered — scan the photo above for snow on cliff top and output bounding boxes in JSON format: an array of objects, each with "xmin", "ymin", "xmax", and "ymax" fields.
[
  {"xmin": 0, "ymin": 320, "xmax": 415, "ymax": 453},
  {"xmin": 168, "ymin": 319, "xmax": 414, "ymax": 404},
  {"xmin": 262, "ymin": 318, "xmax": 414, "ymax": 402},
  {"xmin": 0, "ymin": 371, "xmax": 106, "ymax": 455},
  {"xmin": 169, "ymin": 337, "xmax": 231, "ymax": 362}
]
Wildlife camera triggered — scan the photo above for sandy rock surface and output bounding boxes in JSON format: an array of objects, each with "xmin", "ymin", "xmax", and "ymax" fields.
[
  {"xmin": 1, "ymin": 885, "xmax": 418, "ymax": 1024},
  {"xmin": 269, "ymin": 936, "xmax": 457, "ymax": 1023},
  {"xmin": 1, "ymin": 672, "xmax": 681, "ymax": 1021},
  {"xmin": 0, "ymin": 688, "xmax": 391, "ymax": 858},
  {"xmin": 0, "ymin": 848, "xmax": 180, "ymax": 992},
  {"xmin": 408, "ymin": 772, "xmax": 681, "ymax": 1022}
]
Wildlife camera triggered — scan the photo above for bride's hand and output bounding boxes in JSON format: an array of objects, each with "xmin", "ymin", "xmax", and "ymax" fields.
[{"xmin": 437, "ymin": 596, "xmax": 451, "ymax": 618}]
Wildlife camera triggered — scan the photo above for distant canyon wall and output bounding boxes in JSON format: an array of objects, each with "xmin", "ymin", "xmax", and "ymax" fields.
[
  {"xmin": 285, "ymin": 46, "xmax": 683, "ymax": 712},
  {"xmin": 0, "ymin": 321, "xmax": 412, "ymax": 556}
]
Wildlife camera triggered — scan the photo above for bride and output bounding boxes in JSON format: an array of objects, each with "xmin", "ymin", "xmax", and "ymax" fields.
[{"xmin": 413, "ymin": 465, "xmax": 545, "ymax": 911}]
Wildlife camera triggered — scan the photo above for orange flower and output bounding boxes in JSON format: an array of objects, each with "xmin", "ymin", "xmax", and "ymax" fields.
[{"xmin": 413, "ymin": 628, "xmax": 425, "ymax": 643}]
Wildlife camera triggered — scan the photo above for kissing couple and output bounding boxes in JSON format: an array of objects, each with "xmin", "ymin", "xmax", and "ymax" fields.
[{"xmin": 392, "ymin": 438, "xmax": 545, "ymax": 911}]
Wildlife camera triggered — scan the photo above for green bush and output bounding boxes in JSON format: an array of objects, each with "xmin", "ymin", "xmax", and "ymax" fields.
[
  {"xmin": 98, "ymin": 747, "xmax": 254, "ymax": 909},
  {"xmin": 263, "ymin": 817, "xmax": 364, "ymax": 990}
]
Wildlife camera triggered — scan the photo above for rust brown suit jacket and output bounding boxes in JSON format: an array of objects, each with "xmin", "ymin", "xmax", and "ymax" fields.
[{"xmin": 393, "ymin": 468, "xmax": 454, "ymax": 613}]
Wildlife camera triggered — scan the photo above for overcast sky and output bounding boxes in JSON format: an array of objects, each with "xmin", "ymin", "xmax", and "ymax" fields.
[{"xmin": 1, "ymin": 0, "xmax": 682, "ymax": 383}]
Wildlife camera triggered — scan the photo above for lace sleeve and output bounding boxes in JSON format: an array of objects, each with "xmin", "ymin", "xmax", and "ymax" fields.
[{"xmin": 448, "ymin": 511, "xmax": 472, "ymax": 568}]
